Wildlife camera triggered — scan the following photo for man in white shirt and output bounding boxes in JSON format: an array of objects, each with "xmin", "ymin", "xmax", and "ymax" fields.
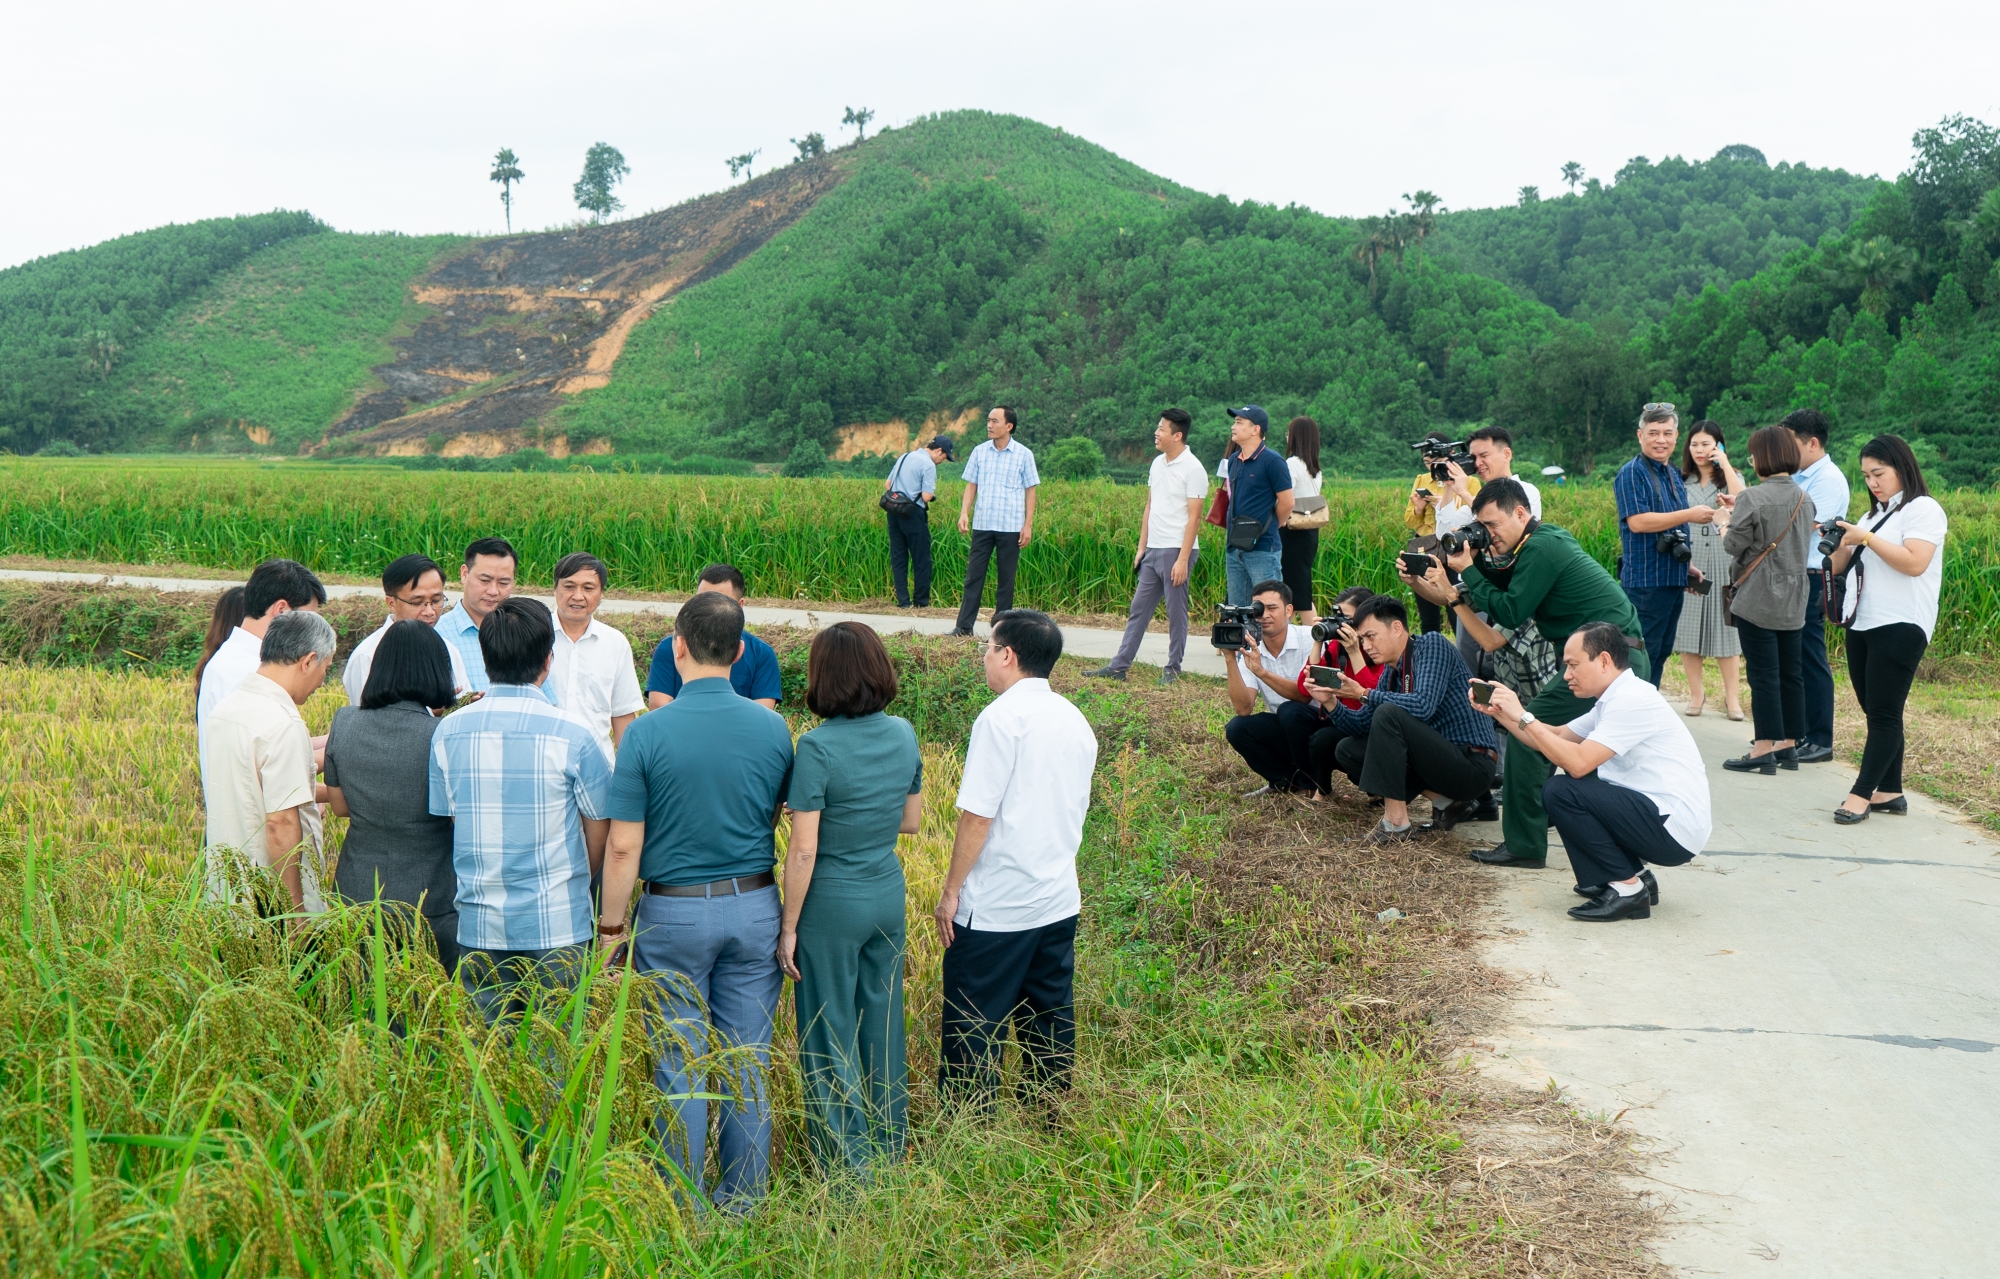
[
  {"xmin": 341, "ymin": 554, "xmax": 470, "ymax": 704},
  {"xmin": 547, "ymin": 552, "xmax": 644, "ymax": 759},
  {"xmin": 197, "ymin": 559, "xmax": 326, "ymax": 765},
  {"xmin": 1086, "ymin": 407, "xmax": 1207, "ymax": 684},
  {"xmin": 935, "ymin": 609, "xmax": 1097, "ymax": 1105},
  {"xmin": 1218, "ymin": 580, "xmax": 1315, "ymax": 797},
  {"xmin": 437, "ymin": 537, "xmax": 519, "ymax": 693},
  {"xmin": 1472, "ymin": 622, "xmax": 1710, "ymax": 923},
  {"xmin": 1435, "ymin": 425, "xmax": 1543, "ymax": 537},
  {"xmin": 951, "ymin": 406, "xmax": 1040, "ymax": 636},
  {"xmin": 1782, "ymin": 409, "xmax": 1851, "ymax": 764},
  {"xmin": 203, "ymin": 609, "xmax": 337, "ymax": 916}
]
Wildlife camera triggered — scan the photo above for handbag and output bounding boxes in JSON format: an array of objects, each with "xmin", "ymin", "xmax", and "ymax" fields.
[
  {"xmin": 878, "ymin": 454, "xmax": 920, "ymax": 518},
  {"xmin": 1203, "ymin": 485, "xmax": 1229, "ymax": 529},
  {"xmin": 1721, "ymin": 490, "xmax": 1808, "ymax": 628},
  {"xmin": 1286, "ymin": 493, "xmax": 1330, "ymax": 530},
  {"xmin": 1827, "ymin": 506, "xmax": 1898, "ymax": 627}
]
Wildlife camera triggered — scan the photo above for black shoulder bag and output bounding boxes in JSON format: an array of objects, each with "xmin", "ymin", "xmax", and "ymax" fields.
[{"xmin": 879, "ymin": 454, "xmax": 920, "ymax": 518}]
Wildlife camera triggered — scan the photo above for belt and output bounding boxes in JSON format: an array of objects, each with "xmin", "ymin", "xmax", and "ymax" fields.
[
  {"xmin": 1466, "ymin": 745, "xmax": 1499, "ymax": 761},
  {"xmin": 1625, "ymin": 634, "xmax": 1646, "ymax": 651},
  {"xmin": 644, "ymin": 871, "xmax": 776, "ymax": 898}
]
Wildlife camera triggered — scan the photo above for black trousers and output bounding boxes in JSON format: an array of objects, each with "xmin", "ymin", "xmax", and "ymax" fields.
[
  {"xmin": 1802, "ymin": 570, "xmax": 1835, "ymax": 749},
  {"xmin": 887, "ymin": 509, "xmax": 933, "ymax": 606},
  {"xmin": 1330, "ymin": 703, "xmax": 1496, "ymax": 803},
  {"xmin": 1226, "ymin": 710, "xmax": 1312, "ymax": 791},
  {"xmin": 939, "ymin": 914, "xmax": 1076, "ymax": 1105},
  {"xmin": 955, "ymin": 529, "xmax": 1021, "ymax": 632},
  {"xmin": 1736, "ymin": 617, "xmax": 1804, "ymax": 743},
  {"xmin": 1545, "ymin": 773, "xmax": 1697, "ymax": 887},
  {"xmin": 1278, "ymin": 527, "xmax": 1319, "ymax": 615},
  {"xmin": 1414, "ymin": 597, "xmax": 1446, "ymax": 635},
  {"xmin": 1275, "ymin": 699, "xmax": 1336, "ymax": 791},
  {"xmin": 1847, "ymin": 622, "xmax": 1926, "ymax": 799}
]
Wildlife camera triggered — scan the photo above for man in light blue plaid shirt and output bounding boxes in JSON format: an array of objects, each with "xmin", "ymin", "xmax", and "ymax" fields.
[
  {"xmin": 952, "ymin": 406, "xmax": 1040, "ymax": 635},
  {"xmin": 429, "ymin": 597, "xmax": 612, "ymax": 1020}
]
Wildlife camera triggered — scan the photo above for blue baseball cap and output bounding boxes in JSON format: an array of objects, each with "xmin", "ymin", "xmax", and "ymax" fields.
[
  {"xmin": 1226, "ymin": 405, "xmax": 1270, "ymax": 433},
  {"xmin": 926, "ymin": 434, "xmax": 956, "ymax": 460}
]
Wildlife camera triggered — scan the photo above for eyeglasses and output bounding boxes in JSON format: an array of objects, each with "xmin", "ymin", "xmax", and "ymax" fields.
[{"xmin": 394, "ymin": 592, "xmax": 448, "ymax": 609}]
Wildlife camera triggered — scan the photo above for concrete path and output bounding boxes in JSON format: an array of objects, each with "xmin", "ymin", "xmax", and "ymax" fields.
[
  {"xmin": 0, "ymin": 567, "xmax": 1231, "ymax": 677},
  {"xmin": 1473, "ymin": 706, "xmax": 2000, "ymax": 1276}
]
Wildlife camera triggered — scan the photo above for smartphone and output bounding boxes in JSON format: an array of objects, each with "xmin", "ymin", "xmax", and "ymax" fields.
[
  {"xmin": 1688, "ymin": 578, "xmax": 1713, "ymax": 595},
  {"xmin": 1399, "ymin": 551, "xmax": 1434, "ymax": 576},
  {"xmin": 1470, "ymin": 680, "xmax": 1495, "ymax": 705},
  {"xmin": 1308, "ymin": 665, "xmax": 1341, "ymax": 688}
]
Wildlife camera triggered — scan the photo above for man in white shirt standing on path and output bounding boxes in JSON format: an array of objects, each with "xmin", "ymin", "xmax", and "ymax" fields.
[
  {"xmin": 546, "ymin": 552, "xmax": 644, "ymax": 760},
  {"xmin": 951, "ymin": 406, "xmax": 1040, "ymax": 637},
  {"xmin": 341, "ymin": 554, "xmax": 470, "ymax": 704},
  {"xmin": 1782, "ymin": 409, "xmax": 1851, "ymax": 765},
  {"xmin": 197, "ymin": 558, "xmax": 326, "ymax": 765},
  {"xmin": 1086, "ymin": 407, "xmax": 1207, "ymax": 684},
  {"xmin": 935, "ymin": 609, "xmax": 1098, "ymax": 1106},
  {"xmin": 1472, "ymin": 622, "xmax": 1711, "ymax": 923}
]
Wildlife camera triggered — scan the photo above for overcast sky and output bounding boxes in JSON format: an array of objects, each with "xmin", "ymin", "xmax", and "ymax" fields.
[{"xmin": 6, "ymin": 0, "xmax": 1998, "ymax": 270}]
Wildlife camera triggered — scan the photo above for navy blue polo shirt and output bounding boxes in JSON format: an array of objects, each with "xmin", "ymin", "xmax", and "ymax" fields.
[
  {"xmin": 1224, "ymin": 443, "xmax": 1294, "ymax": 553},
  {"xmin": 646, "ymin": 630, "xmax": 782, "ymax": 702}
]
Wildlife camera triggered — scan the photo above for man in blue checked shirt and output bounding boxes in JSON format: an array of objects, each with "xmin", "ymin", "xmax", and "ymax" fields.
[
  {"xmin": 951, "ymin": 406, "xmax": 1039, "ymax": 636},
  {"xmin": 436, "ymin": 535, "xmax": 521, "ymax": 694},
  {"xmin": 1311, "ymin": 595, "xmax": 1499, "ymax": 843},
  {"xmin": 429, "ymin": 596, "xmax": 612, "ymax": 1023},
  {"xmin": 1613, "ymin": 404, "xmax": 1715, "ymax": 688}
]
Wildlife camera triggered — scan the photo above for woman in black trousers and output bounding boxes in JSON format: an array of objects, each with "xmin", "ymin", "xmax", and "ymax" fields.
[
  {"xmin": 1825, "ymin": 436, "xmax": 1947, "ymax": 824},
  {"xmin": 1718, "ymin": 427, "xmax": 1817, "ymax": 775}
]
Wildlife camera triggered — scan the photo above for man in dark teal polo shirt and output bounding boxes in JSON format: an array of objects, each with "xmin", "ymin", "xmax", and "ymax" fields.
[{"xmin": 598, "ymin": 589, "xmax": 794, "ymax": 1211}]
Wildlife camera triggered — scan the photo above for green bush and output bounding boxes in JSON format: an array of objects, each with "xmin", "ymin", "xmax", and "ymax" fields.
[{"xmin": 1043, "ymin": 435, "xmax": 1105, "ymax": 480}]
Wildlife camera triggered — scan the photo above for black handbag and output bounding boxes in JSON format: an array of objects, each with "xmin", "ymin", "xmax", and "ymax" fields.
[{"xmin": 878, "ymin": 454, "xmax": 921, "ymax": 518}]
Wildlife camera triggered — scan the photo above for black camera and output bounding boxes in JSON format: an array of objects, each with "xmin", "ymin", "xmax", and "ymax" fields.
[
  {"xmin": 1816, "ymin": 518, "xmax": 1846, "ymax": 558},
  {"xmin": 1410, "ymin": 438, "xmax": 1475, "ymax": 484},
  {"xmin": 1211, "ymin": 601, "xmax": 1265, "ymax": 650},
  {"xmin": 1310, "ymin": 616, "xmax": 1353, "ymax": 645},
  {"xmin": 1437, "ymin": 523, "xmax": 1490, "ymax": 557},
  {"xmin": 1655, "ymin": 528, "xmax": 1693, "ymax": 564}
]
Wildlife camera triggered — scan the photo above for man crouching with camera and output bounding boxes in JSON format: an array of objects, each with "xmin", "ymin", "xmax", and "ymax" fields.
[
  {"xmin": 1217, "ymin": 580, "xmax": 1315, "ymax": 796},
  {"xmin": 1306, "ymin": 595, "xmax": 1499, "ymax": 842},
  {"xmin": 1470, "ymin": 624, "xmax": 1711, "ymax": 920}
]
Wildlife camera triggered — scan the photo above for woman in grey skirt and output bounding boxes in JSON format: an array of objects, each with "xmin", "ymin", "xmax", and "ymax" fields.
[{"xmin": 1676, "ymin": 421, "xmax": 1747, "ymax": 718}]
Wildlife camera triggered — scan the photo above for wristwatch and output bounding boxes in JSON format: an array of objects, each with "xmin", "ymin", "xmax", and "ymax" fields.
[{"xmin": 1516, "ymin": 710, "xmax": 1538, "ymax": 731}]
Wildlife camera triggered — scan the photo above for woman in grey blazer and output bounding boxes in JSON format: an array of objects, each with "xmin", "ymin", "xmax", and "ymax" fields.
[{"xmin": 1718, "ymin": 426, "xmax": 1818, "ymax": 775}]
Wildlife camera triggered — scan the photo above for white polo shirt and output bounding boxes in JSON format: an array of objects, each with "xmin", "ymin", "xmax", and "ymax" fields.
[
  {"xmin": 1237, "ymin": 623, "xmax": 1314, "ymax": 711},
  {"xmin": 1145, "ymin": 447, "xmax": 1210, "ymax": 549},
  {"xmin": 1437, "ymin": 472, "xmax": 1542, "ymax": 536},
  {"xmin": 202, "ymin": 672, "xmax": 327, "ymax": 912},
  {"xmin": 341, "ymin": 617, "xmax": 471, "ymax": 705},
  {"xmin": 1565, "ymin": 669, "xmax": 1712, "ymax": 855},
  {"xmin": 197, "ymin": 627, "xmax": 264, "ymax": 765},
  {"xmin": 547, "ymin": 614, "xmax": 645, "ymax": 762},
  {"xmin": 953, "ymin": 677, "xmax": 1099, "ymax": 932}
]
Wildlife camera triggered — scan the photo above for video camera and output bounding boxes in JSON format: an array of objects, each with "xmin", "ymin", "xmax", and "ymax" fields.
[
  {"xmin": 1816, "ymin": 518, "xmax": 1846, "ymax": 559},
  {"xmin": 1211, "ymin": 601, "xmax": 1266, "ymax": 651},
  {"xmin": 1437, "ymin": 524, "xmax": 1490, "ymax": 558},
  {"xmin": 1411, "ymin": 438, "xmax": 1475, "ymax": 483}
]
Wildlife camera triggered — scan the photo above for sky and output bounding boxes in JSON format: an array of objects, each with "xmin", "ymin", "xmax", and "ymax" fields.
[{"xmin": 6, "ymin": 0, "xmax": 1999, "ymax": 270}]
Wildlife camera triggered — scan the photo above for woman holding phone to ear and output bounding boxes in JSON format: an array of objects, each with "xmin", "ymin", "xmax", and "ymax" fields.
[{"xmin": 1675, "ymin": 421, "xmax": 1747, "ymax": 718}]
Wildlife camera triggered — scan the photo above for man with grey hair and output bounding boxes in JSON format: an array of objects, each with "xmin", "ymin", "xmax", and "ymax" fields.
[{"xmin": 203, "ymin": 608, "xmax": 337, "ymax": 916}]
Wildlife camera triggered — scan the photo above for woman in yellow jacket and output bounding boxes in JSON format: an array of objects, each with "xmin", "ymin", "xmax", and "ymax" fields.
[{"xmin": 1403, "ymin": 433, "xmax": 1479, "ymax": 633}]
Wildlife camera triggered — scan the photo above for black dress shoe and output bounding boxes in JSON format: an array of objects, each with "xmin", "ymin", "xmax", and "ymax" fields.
[
  {"xmin": 1833, "ymin": 806, "xmax": 1869, "ymax": 825},
  {"xmin": 1419, "ymin": 796, "xmax": 1482, "ymax": 832},
  {"xmin": 1568, "ymin": 887, "xmax": 1652, "ymax": 922},
  {"xmin": 947, "ymin": 628, "xmax": 974, "ymax": 638},
  {"xmin": 1470, "ymin": 794, "xmax": 1502, "ymax": 823},
  {"xmin": 1870, "ymin": 795, "xmax": 1908, "ymax": 814},
  {"xmin": 1573, "ymin": 868, "xmax": 1658, "ymax": 904},
  {"xmin": 1469, "ymin": 844, "xmax": 1546, "ymax": 868},
  {"xmin": 1776, "ymin": 746, "xmax": 1799, "ymax": 771},
  {"xmin": 1793, "ymin": 743, "xmax": 1835, "ymax": 764},
  {"xmin": 1722, "ymin": 750, "xmax": 1782, "ymax": 775}
]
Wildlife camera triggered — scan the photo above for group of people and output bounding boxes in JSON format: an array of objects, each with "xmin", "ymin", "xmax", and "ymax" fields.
[{"xmin": 196, "ymin": 538, "xmax": 1099, "ymax": 1208}]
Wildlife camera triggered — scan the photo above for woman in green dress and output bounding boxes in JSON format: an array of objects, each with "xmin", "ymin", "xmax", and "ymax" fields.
[{"xmin": 778, "ymin": 622, "xmax": 923, "ymax": 1175}]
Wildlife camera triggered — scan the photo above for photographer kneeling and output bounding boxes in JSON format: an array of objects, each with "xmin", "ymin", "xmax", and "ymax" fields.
[
  {"xmin": 1219, "ymin": 581, "xmax": 1315, "ymax": 797},
  {"xmin": 1309, "ymin": 595, "xmax": 1498, "ymax": 842},
  {"xmin": 1471, "ymin": 624, "xmax": 1710, "ymax": 922},
  {"xmin": 1275, "ymin": 586, "xmax": 1385, "ymax": 799}
]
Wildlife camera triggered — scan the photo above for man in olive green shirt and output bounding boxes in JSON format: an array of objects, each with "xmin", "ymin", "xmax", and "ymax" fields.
[{"xmin": 1409, "ymin": 478, "xmax": 1647, "ymax": 867}]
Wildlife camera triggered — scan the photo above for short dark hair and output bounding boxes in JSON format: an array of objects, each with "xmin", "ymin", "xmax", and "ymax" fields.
[
  {"xmin": 1250, "ymin": 579, "xmax": 1293, "ymax": 608},
  {"xmin": 1159, "ymin": 407, "xmax": 1192, "ymax": 438},
  {"xmin": 697, "ymin": 563, "xmax": 746, "ymax": 595},
  {"xmin": 383, "ymin": 554, "xmax": 443, "ymax": 597},
  {"xmin": 463, "ymin": 536, "xmax": 518, "ymax": 569},
  {"xmin": 554, "ymin": 552, "xmax": 608, "ymax": 589},
  {"xmin": 992, "ymin": 405, "xmax": 1018, "ymax": 429},
  {"xmin": 1352, "ymin": 594, "xmax": 1409, "ymax": 630},
  {"xmin": 1573, "ymin": 621, "xmax": 1632, "ymax": 670},
  {"xmin": 1747, "ymin": 425, "xmax": 1801, "ymax": 478},
  {"xmin": 1858, "ymin": 434, "xmax": 1931, "ymax": 514},
  {"xmin": 479, "ymin": 597, "xmax": 554, "ymax": 685},
  {"xmin": 361, "ymin": 619, "xmax": 456, "ymax": 710},
  {"xmin": 990, "ymin": 609, "xmax": 1062, "ymax": 678},
  {"xmin": 1471, "ymin": 477, "xmax": 1532, "ymax": 516},
  {"xmin": 805, "ymin": 622, "xmax": 898, "ymax": 718},
  {"xmin": 1779, "ymin": 408, "xmax": 1830, "ymax": 447},
  {"xmin": 1331, "ymin": 585, "xmax": 1376, "ymax": 615},
  {"xmin": 675, "ymin": 590, "xmax": 744, "ymax": 667},
  {"xmin": 1467, "ymin": 425, "xmax": 1514, "ymax": 449},
  {"xmin": 244, "ymin": 559, "xmax": 326, "ymax": 620}
]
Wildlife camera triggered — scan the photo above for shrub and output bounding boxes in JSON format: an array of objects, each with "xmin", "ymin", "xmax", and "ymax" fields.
[{"xmin": 1043, "ymin": 435, "xmax": 1105, "ymax": 481}]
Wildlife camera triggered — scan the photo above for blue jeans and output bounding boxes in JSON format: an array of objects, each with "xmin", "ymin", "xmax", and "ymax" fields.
[
  {"xmin": 632, "ymin": 884, "xmax": 783, "ymax": 1210},
  {"xmin": 1625, "ymin": 585, "xmax": 1684, "ymax": 688},
  {"xmin": 1224, "ymin": 546, "xmax": 1282, "ymax": 607},
  {"xmin": 1802, "ymin": 570, "xmax": 1834, "ymax": 748}
]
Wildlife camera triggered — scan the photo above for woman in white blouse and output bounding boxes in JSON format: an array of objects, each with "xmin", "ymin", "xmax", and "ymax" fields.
[
  {"xmin": 1279, "ymin": 416, "xmax": 1325, "ymax": 626},
  {"xmin": 1825, "ymin": 435, "xmax": 1946, "ymax": 825}
]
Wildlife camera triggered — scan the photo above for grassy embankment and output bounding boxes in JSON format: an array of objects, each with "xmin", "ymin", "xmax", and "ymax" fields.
[{"xmin": 0, "ymin": 593, "xmax": 1663, "ymax": 1277}]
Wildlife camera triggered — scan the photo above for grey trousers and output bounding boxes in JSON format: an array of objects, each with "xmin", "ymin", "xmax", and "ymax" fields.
[{"xmin": 1108, "ymin": 547, "xmax": 1199, "ymax": 675}]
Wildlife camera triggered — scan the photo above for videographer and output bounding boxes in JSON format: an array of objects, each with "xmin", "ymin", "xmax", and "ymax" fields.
[
  {"xmin": 1403, "ymin": 432, "xmax": 1474, "ymax": 635},
  {"xmin": 1470, "ymin": 624, "xmax": 1710, "ymax": 922},
  {"xmin": 1614, "ymin": 403, "xmax": 1714, "ymax": 687},
  {"xmin": 1217, "ymin": 580, "xmax": 1314, "ymax": 797},
  {"xmin": 1406, "ymin": 478, "xmax": 1648, "ymax": 870},
  {"xmin": 1276, "ymin": 586, "xmax": 1384, "ymax": 798},
  {"xmin": 1434, "ymin": 426, "xmax": 1541, "ymax": 539},
  {"xmin": 1307, "ymin": 595, "xmax": 1497, "ymax": 841}
]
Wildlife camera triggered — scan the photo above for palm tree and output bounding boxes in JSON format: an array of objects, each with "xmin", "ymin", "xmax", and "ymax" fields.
[
  {"xmin": 1827, "ymin": 236, "xmax": 1919, "ymax": 314},
  {"xmin": 490, "ymin": 148, "xmax": 525, "ymax": 232},
  {"xmin": 1561, "ymin": 161, "xmax": 1584, "ymax": 193},
  {"xmin": 1404, "ymin": 190, "xmax": 1444, "ymax": 248},
  {"xmin": 1518, "ymin": 185, "xmax": 1541, "ymax": 207}
]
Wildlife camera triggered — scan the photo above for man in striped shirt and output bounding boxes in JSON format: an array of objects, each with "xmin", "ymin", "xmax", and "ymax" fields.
[
  {"xmin": 429, "ymin": 597, "xmax": 613, "ymax": 1022},
  {"xmin": 951, "ymin": 406, "xmax": 1040, "ymax": 636}
]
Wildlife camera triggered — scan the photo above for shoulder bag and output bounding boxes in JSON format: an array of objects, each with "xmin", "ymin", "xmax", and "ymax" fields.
[
  {"xmin": 1205, "ymin": 453, "xmax": 1233, "ymax": 529},
  {"xmin": 1287, "ymin": 493, "xmax": 1330, "ymax": 530},
  {"xmin": 1721, "ymin": 490, "xmax": 1808, "ymax": 628},
  {"xmin": 878, "ymin": 454, "xmax": 920, "ymax": 518}
]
